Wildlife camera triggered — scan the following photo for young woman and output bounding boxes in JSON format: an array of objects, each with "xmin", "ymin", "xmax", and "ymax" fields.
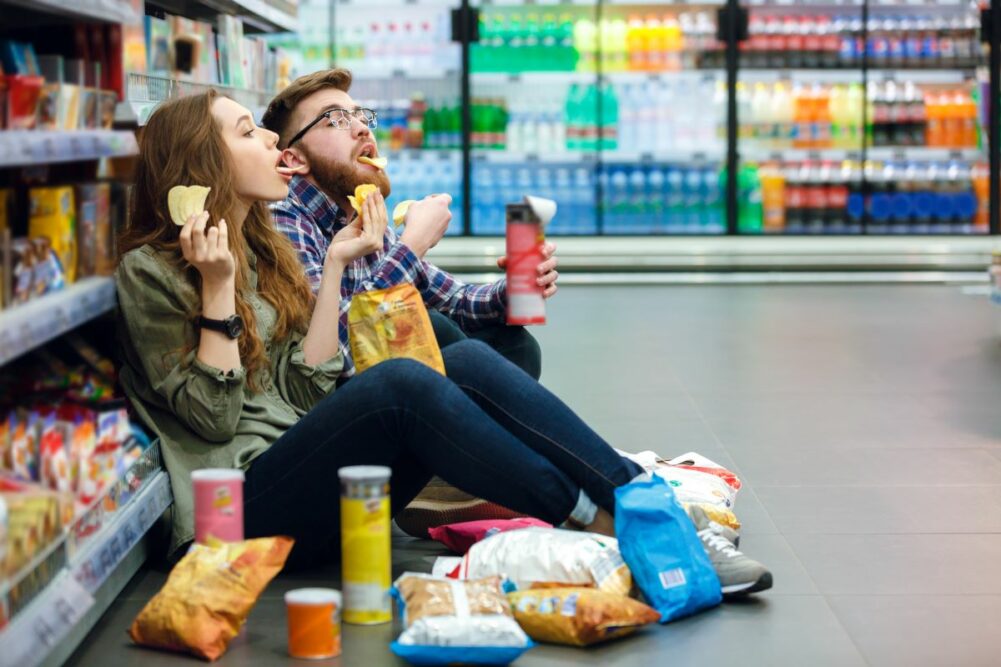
[{"xmin": 116, "ymin": 90, "xmax": 644, "ymax": 569}]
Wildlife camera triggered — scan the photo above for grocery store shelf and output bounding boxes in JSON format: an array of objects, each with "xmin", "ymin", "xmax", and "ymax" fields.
[
  {"xmin": 119, "ymin": 72, "xmax": 272, "ymax": 126},
  {"xmin": 0, "ymin": 130, "xmax": 138, "ymax": 168},
  {"xmin": 0, "ymin": 453, "xmax": 171, "ymax": 667},
  {"xmin": 349, "ymin": 67, "xmax": 459, "ymax": 81},
  {"xmin": 209, "ymin": 0, "xmax": 296, "ymax": 32},
  {"xmin": 472, "ymin": 150, "xmax": 597, "ymax": 164},
  {"xmin": 2, "ymin": 0, "xmax": 141, "ymax": 23},
  {"xmin": 429, "ymin": 236, "xmax": 1000, "ymax": 274},
  {"xmin": 386, "ymin": 149, "xmax": 461, "ymax": 161},
  {"xmin": 605, "ymin": 149, "xmax": 725, "ymax": 164},
  {"xmin": 741, "ymin": 147, "xmax": 985, "ymax": 163},
  {"xmin": 0, "ymin": 277, "xmax": 117, "ymax": 367},
  {"xmin": 741, "ymin": 69, "xmax": 975, "ymax": 85},
  {"xmin": 473, "ymin": 71, "xmax": 595, "ymax": 85}
]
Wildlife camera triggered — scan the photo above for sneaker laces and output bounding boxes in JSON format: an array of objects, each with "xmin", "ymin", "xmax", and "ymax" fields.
[{"xmin": 698, "ymin": 527, "xmax": 741, "ymax": 559}]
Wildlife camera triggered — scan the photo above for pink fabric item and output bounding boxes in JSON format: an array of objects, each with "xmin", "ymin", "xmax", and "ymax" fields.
[{"xmin": 428, "ymin": 517, "xmax": 552, "ymax": 554}]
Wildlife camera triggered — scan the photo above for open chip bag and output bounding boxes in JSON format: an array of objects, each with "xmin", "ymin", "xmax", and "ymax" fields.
[
  {"xmin": 390, "ymin": 573, "xmax": 533, "ymax": 666},
  {"xmin": 615, "ymin": 475, "xmax": 721, "ymax": 623},
  {"xmin": 508, "ymin": 587, "xmax": 659, "ymax": 647},
  {"xmin": 450, "ymin": 527, "xmax": 632, "ymax": 597},
  {"xmin": 348, "ymin": 283, "xmax": 445, "ymax": 375},
  {"xmin": 129, "ymin": 537, "xmax": 293, "ymax": 661}
]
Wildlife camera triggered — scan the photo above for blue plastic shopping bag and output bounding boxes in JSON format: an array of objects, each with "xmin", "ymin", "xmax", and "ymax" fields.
[{"xmin": 615, "ymin": 474, "xmax": 722, "ymax": 622}]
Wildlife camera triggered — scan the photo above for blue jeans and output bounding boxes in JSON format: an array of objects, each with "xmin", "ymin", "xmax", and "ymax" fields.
[
  {"xmin": 428, "ymin": 309, "xmax": 543, "ymax": 380},
  {"xmin": 243, "ymin": 339, "xmax": 642, "ymax": 569}
]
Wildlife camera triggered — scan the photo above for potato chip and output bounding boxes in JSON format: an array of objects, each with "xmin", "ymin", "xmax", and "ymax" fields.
[
  {"xmin": 167, "ymin": 185, "xmax": 212, "ymax": 226},
  {"xmin": 392, "ymin": 200, "xmax": 416, "ymax": 226},
  {"xmin": 346, "ymin": 183, "xmax": 379, "ymax": 217},
  {"xmin": 358, "ymin": 155, "xmax": 388, "ymax": 170}
]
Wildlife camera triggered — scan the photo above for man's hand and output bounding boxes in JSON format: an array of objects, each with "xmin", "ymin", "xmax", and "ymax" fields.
[
  {"xmin": 497, "ymin": 241, "xmax": 559, "ymax": 299},
  {"xmin": 326, "ymin": 191, "xmax": 388, "ymax": 270},
  {"xmin": 399, "ymin": 194, "xmax": 452, "ymax": 258}
]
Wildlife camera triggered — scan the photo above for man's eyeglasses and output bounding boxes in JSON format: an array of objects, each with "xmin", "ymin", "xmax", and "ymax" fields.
[{"xmin": 287, "ymin": 108, "xmax": 378, "ymax": 147}]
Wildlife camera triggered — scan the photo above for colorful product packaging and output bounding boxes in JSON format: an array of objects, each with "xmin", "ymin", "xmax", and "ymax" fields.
[
  {"xmin": 191, "ymin": 468, "xmax": 244, "ymax": 544},
  {"xmin": 339, "ymin": 465, "xmax": 392, "ymax": 624},
  {"xmin": 28, "ymin": 186, "xmax": 76, "ymax": 284},
  {"xmin": 285, "ymin": 588, "xmax": 342, "ymax": 660}
]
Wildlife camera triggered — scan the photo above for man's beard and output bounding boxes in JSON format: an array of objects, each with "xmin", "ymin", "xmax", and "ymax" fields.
[{"xmin": 304, "ymin": 146, "xmax": 391, "ymax": 205}]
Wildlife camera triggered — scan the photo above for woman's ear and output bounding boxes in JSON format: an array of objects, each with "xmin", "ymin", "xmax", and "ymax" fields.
[{"xmin": 280, "ymin": 147, "xmax": 310, "ymax": 175}]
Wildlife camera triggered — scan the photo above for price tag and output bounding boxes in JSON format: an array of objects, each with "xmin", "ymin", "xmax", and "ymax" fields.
[
  {"xmin": 507, "ymin": 74, "xmax": 522, "ymax": 84},
  {"xmin": 948, "ymin": 150, "xmax": 964, "ymax": 160},
  {"xmin": 0, "ymin": 573, "xmax": 94, "ymax": 667},
  {"xmin": 692, "ymin": 152, "xmax": 708, "ymax": 162},
  {"xmin": 639, "ymin": 152, "xmax": 655, "ymax": 163},
  {"xmin": 69, "ymin": 136, "xmax": 83, "ymax": 159},
  {"xmin": 524, "ymin": 153, "xmax": 540, "ymax": 163}
]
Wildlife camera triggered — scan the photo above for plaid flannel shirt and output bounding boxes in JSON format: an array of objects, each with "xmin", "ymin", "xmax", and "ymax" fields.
[{"xmin": 272, "ymin": 176, "xmax": 507, "ymax": 377}]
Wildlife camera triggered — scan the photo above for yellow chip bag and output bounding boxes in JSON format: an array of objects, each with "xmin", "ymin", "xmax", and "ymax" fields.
[
  {"xmin": 348, "ymin": 283, "xmax": 445, "ymax": 375},
  {"xmin": 346, "ymin": 183, "xmax": 379, "ymax": 217},
  {"xmin": 684, "ymin": 502, "xmax": 741, "ymax": 531},
  {"xmin": 508, "ymin": 588, "xmax": 659, "ymax": 647},
  {"xmin": 128, "ymin": 537, "xmax": 293, "ymax": 661}
]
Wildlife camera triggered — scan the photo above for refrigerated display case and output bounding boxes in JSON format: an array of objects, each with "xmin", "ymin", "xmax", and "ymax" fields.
[
  {"xmin": 737, "ymin": 0, "xmax": 989, "ymax": 236},
  {"xmin": 327, "ymin": 0, "xmax": 998, "ymax": 238},
  {"xmin": 331, "ymin": 0, "xmax": 465, "ymax": 235}
]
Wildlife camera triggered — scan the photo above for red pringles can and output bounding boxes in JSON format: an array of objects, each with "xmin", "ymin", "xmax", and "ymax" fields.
[{"xmin": 506, "ymin": 196, "xmax": 556, "ymax": 325}]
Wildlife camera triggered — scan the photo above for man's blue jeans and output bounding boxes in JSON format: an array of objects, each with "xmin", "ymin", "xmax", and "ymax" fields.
[{"xmin": 244, "ymin": 339, "xmax": 641, "ymax": 568}]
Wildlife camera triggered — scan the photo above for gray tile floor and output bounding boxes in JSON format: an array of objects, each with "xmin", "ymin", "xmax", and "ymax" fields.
[{"xmin": 67, "ymin": 285, "xmax": 1001, "ymax": 666}]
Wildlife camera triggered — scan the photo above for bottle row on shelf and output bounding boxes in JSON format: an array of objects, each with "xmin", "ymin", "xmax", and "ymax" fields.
[
  {"xmin": 462, "ymin": 158, "xmax": 989, "ymax": 237},
  {"xmin": 332, "ymin": 8, "xmax": 459, "ymax": 74},
  {"xmin": 757, "ymin": 159, "xmax": 988, "ymax": 235},
  {"xmin": 737, "ymin": 12, "xmax": 984, "ymax": 71},
  {"xmin": 738, "ymin": 81, "xmax": 984, "ymax": 151},
  {"xmin": 468, "ymin": 8, "xmax": 983, "ymax": 75},
  {"xmin": 384, "ymin": 153, "xmax": 463, "ymax": 237}
]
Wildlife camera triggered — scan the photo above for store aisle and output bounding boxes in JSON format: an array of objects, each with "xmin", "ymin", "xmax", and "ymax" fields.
[{"xmin": 67, "ymin": 284, "xmax": 1001, "ymax": 667}]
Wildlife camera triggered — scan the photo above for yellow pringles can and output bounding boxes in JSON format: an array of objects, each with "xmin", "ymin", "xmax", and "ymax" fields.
[{"xmin": 338, "ymin": 465, "xmax": 392, "ymax": 625}]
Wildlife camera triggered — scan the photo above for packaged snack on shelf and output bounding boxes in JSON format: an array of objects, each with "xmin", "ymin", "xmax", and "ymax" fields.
[
  {"xmin": 0, "ymin": 477, "xmax": 69, "ymax": 578},
  {"xmin": 615, "ymin": 474, "xmax": 722, "ymax": 623},
  {"xmin": 429, "ymin": 517, "xmax": 552, "ymax": 555},
  {"xmin": 29, "ymin": 238, "xmax": 66, "ymax": 297},
  {"xmin": 4, "ymin": 74, "xmax": 43, "ymax": 129},
  {"xmin": 455, "ymin": 527, "xmax": 632, "ymax": 597},
  {"xmin": 390, "ymin": 573, "xmax": 533, "ymax": 666},
  {"xmin": 28, "ymin": 187, "xmax": 76, "ymax": 284},
  {"xmin": 39, "ymin": 411, "xmax": 72, "ymax": 494},
  {"xmin": 128, "ymin": 536, "xmax": 294, "ymax": 661},
  {"xmin": 508, "ymin": 587, "xmax": 659, "ymax": 647},
  {"xmin": 10, "ymin": 410, "xmax": 39, "ymax": 482}
]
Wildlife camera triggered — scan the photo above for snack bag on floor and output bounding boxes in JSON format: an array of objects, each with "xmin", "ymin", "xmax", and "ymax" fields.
[
  {"xmin": 508, "ymin": 587, "xmax": 659, "ymax": 647},
  {"xmin": 428, "ymin": 517, "xmax": 551, "ymax": 555},
  {"xmin": 129, "ymin": 537, "xmax": 293, "ymax": 661},
  {"xmin": 615, "ymin": 475, "xmax": 721, "ymax": 623},
  {"xmin": 455, "ymin": 527, "xmax": 631, "ymax": 597},
  {"xmin": 390, "ymin": 573, "xmax": 533, "ymax": 666}
]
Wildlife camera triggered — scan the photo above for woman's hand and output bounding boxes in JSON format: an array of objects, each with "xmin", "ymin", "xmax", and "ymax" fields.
[
  {"xmin": 326, "ymin": 191, "xmax": 388, "ymax": 270},
  {"xmin": 179, "ymin": 212, "xmax": 235, "ymax": 287}
]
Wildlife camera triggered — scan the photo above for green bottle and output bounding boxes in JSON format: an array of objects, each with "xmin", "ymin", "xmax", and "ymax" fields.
[{"xmin": 738, "ymin": 164, "xmax": 763, "ymax": 233}]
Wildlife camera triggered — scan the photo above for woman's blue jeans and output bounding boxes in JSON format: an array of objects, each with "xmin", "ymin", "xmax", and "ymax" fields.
[{"xmin": 243, "ymin": 339, "xmax": 642, "ymax": 568}]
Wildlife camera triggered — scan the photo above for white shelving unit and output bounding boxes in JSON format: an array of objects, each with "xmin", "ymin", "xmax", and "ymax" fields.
[
  {"xmin": 0, "ymin": 277, "xmax": 117, "ymax": 367},
  {"xmin": 0, "ymin": 447, "xmax": 171, "ymax": 667},
  {"xmin": 0, "ymin": 131, "xmax": 138, "ymax": 169},
  {"xmin": 2, "ymin": 0, "xmax": 141, "ymax": 23},
  {"xmin": 119, "ymin": 72, "xmax": 274, "ymax": 126}
]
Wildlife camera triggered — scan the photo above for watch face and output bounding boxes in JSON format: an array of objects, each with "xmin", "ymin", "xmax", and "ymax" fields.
[{"xmin": 226, "ymin": 315, "xmax": 245, "ymax": 338}]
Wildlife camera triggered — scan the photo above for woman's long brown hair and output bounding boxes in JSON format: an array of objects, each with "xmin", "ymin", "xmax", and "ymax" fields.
[{"xmin": 119, "ymin": 90, "xmax": 314, "ymax": 390}]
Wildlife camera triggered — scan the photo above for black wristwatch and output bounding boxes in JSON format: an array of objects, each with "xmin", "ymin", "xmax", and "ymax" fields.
[{"xmin": 198, "ymin": 314, "xmax": 245, "ymax": 339}]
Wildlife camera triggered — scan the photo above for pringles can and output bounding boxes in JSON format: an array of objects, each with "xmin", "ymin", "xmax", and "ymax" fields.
[
  {"xmin": 191, "ymin": 469, "xmax": 244, "ymax": 543},
  {"xmin": 285, "ymin": 588, "xmax": 342, "ymax": 659},
  {"xmin": 506, "ymin": 196, "xmax": 556, "ymax": 325},
  {"xmin": 338, "ymin": 465, "xmax": 392, "ymax": 624}
]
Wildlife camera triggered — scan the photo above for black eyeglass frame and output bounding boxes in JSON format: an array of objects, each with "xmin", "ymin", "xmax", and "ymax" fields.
[{"xmin": 286, "ymin": 108, "xmax": 378, "ymax": 147}]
